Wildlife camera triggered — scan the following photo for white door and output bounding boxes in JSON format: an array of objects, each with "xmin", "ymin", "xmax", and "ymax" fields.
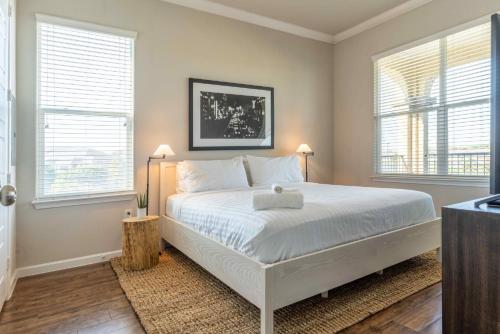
[{"xmin": 0, "ymin": 0, "xmax": 14, "ymax": 311}]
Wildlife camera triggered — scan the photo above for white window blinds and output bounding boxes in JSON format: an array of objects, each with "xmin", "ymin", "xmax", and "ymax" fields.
[
  {"xmin": 36, "ymin": 17, "xmax": 135, "ymax": 199},
  {"xmin": 374, "ymin": 22, "xmax": 491, "ymax": 177}
]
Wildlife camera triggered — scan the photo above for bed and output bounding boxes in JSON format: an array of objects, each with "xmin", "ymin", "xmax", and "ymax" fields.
[{"xmin": 159, "ymin": 162, "xmax": 441, "ymax": 334}]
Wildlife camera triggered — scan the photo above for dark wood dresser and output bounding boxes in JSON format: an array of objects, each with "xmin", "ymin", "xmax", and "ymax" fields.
[{"xmin": 442, "ymin": 200, "xmax": 500, "ymax": 334}]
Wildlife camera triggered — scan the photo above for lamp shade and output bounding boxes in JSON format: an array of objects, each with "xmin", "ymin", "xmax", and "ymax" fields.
[
  {"xmin": 153, "ymin": 144, "xmax": 175, "ymax": 157},
  {"xmin": 296, "ymin": 144, "xmax": 313, "ymax": 154}
]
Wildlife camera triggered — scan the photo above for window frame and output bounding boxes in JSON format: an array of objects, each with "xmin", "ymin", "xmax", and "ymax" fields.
[
  {"xmin": 372, "ymin": 16, "xmax": 492, "ymax": 187},
  {"xmin": 33, "ymin": 14, "xmax": 137, "ymax": 208}
]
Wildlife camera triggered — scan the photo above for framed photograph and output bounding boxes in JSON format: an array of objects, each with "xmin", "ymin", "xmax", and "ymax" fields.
[{"xmin": 189, "ymin": 78, "xmax": 274, "ymax": 150}]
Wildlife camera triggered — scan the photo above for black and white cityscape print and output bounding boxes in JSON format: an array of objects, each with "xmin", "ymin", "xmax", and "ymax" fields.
[{"xmin": 199, "ymin": 92, "xmax": 266, "ymax": 139}]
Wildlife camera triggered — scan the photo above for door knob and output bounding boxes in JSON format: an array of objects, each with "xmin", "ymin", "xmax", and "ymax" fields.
[{"xmin": 0, "ymin": 184, "xmax": 16, "ymax": 206}]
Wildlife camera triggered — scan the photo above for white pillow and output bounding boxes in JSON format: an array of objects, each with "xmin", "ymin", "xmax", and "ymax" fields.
[
  {"xmin": 176, "ymin": 157, "xmax": 249, "ymax": 193},
  {"xmin": 246, "ymin": 155, "xmax": 304, "ymax": 186}
]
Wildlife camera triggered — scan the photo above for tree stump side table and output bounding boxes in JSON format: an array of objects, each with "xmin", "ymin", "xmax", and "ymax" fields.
[{"xmin": 121, "ymin": 215, "xmax": 160, "ymax": 271}]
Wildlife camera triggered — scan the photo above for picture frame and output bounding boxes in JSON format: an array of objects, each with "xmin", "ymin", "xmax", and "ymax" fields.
[{"xmin": 189, "ymin": 78, "xmax": 274, "ymax": 151}]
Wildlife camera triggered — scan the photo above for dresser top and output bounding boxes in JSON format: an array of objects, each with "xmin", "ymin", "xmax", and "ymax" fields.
[{"xmin": 444, "ymin": 198, "xmax": 500, "ymax": 214}]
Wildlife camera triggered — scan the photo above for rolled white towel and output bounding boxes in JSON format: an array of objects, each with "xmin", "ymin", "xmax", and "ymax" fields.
[
  {"xmin": 252, "ymin": 190, "xmax": 304, "ymax": 210},
  {"xmin": 271, "ymin": 183, "xmax": 283, "ymax": 193}
]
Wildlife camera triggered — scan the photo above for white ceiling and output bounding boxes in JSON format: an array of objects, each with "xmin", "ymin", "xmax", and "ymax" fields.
[{"xmin": 209, "ymin": 0, "xmax": 410, "ymax": 35}]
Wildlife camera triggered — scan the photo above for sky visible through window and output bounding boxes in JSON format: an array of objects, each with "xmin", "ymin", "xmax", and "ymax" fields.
[
  {"xmin": 376, "ymin": 22, "xmax": 490, "ymax": 176},
  {"xmin": 37, "ymin": 21, "xmax": 134, "ymax": 197}
]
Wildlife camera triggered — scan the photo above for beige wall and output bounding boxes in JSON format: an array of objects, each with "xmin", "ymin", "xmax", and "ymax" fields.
[
  {"xmin": 16, "ymin": 0, "xmax": 334, "ymax": 267},
  {"xmin": 333, "ymin": 0, "xmax": 500, "ymax": 212}
]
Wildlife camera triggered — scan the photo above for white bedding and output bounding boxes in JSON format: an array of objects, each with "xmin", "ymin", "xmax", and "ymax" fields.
[{"xmin": 166, "ymin": 183, "xmax": 436, "ymax": 264}]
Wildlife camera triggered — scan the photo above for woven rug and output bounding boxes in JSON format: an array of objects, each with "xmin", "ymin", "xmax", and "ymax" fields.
[{"xmin": 111, "ymin": 249, "xmax": 441, "ymax": 334}]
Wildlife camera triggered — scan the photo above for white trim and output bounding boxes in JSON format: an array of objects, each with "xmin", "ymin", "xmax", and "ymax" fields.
[
  {"xmin": 32, "ymin": 191, "xmax": 136, "ymax": 209},
  {"xmin": 372, "ymin": 14, "xmax": 491, "ymax": 60},
  {"xmin": 160, "ymin": 0, "xmax": 335, "ymax": 43},
  {"xmin": 160, "ymin": 0, "xmax": 433, "ymax": 45},
  {"xmin": 371, "ymin": 174, "xmax": 490, "ymax": 187},
  {"xmin": 333, "ymin": 0, "xmax": 433, "ymax": 44},
  {"xmin": 7, "ymin": 270, "xmax": 17, "ymax": 300},
  {"xmin": 35, "ymin": 13, "xmax": 137, "ymax": 38},
  {"xmin": 16, "ymin": 250, "xmax": 122, "ymax": 279},
  {"xmin": 35, "ymin": 18, "xmax": 42, "ymax": 202}
]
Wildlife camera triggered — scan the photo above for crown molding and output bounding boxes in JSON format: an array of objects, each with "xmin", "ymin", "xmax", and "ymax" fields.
[
  {"xmin": 160, "ymin": 0, "xmax": 434, "ymax": 45},
  {"xmin": 160, "ymin": 0, "xmax": 335, "ymax": 43},
  {"xmin": 332, "ymin": 0, "xmax": 434, "ymax": 43}
]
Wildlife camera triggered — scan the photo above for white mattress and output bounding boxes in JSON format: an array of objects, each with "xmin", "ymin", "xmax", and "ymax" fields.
[{"xmin": 166, "ymin": 183, "xmax": 436, "ymax": 264}]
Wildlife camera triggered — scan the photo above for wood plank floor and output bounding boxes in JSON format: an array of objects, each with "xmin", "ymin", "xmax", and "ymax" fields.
[{"xmin": 0, "ymin": 262, "xmax": 442, "ymax": 334}]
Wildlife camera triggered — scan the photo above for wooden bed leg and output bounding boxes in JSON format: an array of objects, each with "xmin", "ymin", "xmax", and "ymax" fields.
[
  {"xmin": 436, "ymin": 247, "xmax": 442, "ymax": 262},
  {"xmin": 321, "ymin": 291, "xmax": 329, "ymax": 298},
  {"xmin": 260, "ymin": 306, "xmax": 274, "ymax": 334},
  {"xmin": 376, "ymin": 269, "xmax": 384, "ymax": 275}
]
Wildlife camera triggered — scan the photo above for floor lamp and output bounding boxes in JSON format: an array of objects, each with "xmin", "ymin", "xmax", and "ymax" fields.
[
  {"xmin": 296, "ymin": 144, "xmax": 314, "ymax": 182},
  {"xmin": 147, "ymin": 144, "xmax": 175, "ymax": 215}
]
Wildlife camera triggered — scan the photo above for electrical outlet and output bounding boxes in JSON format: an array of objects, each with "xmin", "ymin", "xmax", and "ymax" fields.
[{"xmin": 124, "ymin": 209, "xmax": 132, "ymax": 218}]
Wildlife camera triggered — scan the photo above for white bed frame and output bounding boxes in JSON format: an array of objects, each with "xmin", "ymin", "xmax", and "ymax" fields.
[{"xmin": 159, "ymin": 162, "xmax": 442, "ymax": 334}]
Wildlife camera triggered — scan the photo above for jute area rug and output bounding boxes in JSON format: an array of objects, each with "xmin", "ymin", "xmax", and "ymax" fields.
[{"xmin": 111, "ymin": 249, "xmax": 441, "ymax": 334}]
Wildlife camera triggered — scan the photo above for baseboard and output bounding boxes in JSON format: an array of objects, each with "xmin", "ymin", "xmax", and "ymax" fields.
[
  {"xmin": 16, "ymin": 249, "xmax": 122, "ymax": 279},
  {"xmin": 7, "ymin": 270, "xmax": 17, "ymax": 300}
]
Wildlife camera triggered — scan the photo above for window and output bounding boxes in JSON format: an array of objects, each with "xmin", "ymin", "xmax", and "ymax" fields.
[
  {"xmin": 36, "ymin": 15, "xmax": 135, "ymax": 202},
  {"xmin": 374, "ymin": 22, "xmax": 491, "ymax": 179}
]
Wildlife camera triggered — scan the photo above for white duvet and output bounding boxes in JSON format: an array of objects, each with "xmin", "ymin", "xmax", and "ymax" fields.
[{"xmin": 167, "ymin": 183, "xmax": 436, "ymax": 264}]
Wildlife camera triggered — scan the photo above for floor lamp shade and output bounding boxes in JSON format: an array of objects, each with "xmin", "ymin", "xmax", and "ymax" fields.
[
  {"xmin": 296, "ymin": 144, "xmax": 313, "ymax": 154},
  {"xmin": 153, "ymin": 144, "xmax": 175, "ymax": 157}
]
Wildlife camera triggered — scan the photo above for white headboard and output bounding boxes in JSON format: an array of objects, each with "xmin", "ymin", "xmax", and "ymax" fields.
[{"xmin": 159, "ymin": 161, "xmax": 178, "ymax": 216}]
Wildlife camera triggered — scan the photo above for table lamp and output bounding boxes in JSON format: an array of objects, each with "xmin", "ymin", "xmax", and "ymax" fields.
[
  {"xmin": 296, "ymin": 144, "xmax": 314, "ymax": 182},
  {"xmin": 146, "ymin": 144, "xmax": 175, "ymax": 214}
]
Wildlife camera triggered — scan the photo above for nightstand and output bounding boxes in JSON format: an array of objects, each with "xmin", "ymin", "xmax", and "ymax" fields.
[{"xmin": 121, "ymin": 215, "xmax": 160, "ymax": 271}]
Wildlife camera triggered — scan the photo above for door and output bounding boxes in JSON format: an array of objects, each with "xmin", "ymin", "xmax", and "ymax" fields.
[{"xmin": 0, "ymin": 0, "xmax": 14, "ymax": 311}]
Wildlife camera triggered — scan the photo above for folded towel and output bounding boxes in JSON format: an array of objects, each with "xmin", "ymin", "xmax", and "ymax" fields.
[
  {"xmin": 271, "ymin": 184, "xmax": 283, "ymax": 193},
  {"xmin": 252, "ymin": 190, "xmax": 304, "ymax": 210}
]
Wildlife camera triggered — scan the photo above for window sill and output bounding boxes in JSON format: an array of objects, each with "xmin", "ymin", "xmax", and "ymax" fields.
[
  {"xmin": 371, "ymin": 174, "xmax": 489, "ymax": 188},
  {"xmin": 32, "ymin": 191, "xmax": 137, "ymax": 209}
]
